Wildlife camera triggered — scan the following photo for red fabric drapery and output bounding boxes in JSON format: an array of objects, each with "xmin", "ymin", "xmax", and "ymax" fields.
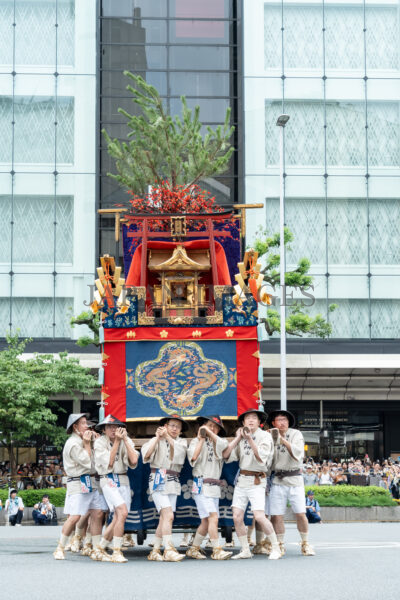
[{"xmin": 125, "ymin": 240, "xmax": 231, "ymax": 287}]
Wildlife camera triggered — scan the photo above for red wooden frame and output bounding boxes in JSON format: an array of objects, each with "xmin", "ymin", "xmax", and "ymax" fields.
[{"xmin": 125, "ymin": 213, "xmax": 234, "ymax": 287}]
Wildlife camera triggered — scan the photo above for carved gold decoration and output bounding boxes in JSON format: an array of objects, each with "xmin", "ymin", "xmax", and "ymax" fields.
[
  {"xmin": 170, "ymin": 216, "xmax": 187, "ymax": 238},
  {"xmin": 225, "ymin": 329, "xmax": 234, "ymax": 337},
  {"xmin": 213, "ymin": 285, "xmax": 232, "ymax": 299},
  {"xmin": 153, "ymin": 285, "xmax": 163, "ymax": 305},
  {"xmin": 138, "ymin": 312, "xmax": 155, "ymax": 325},
  {"xmin": 205, "ymin": 311, "xmax": 223, "ymax": 325},
  {"xmin": 167, "ymin": 316, "xmax": 194, "ymax": 325},
  {"xmin": 252, "ymin": 351, "xmax": 260, "ymax": 359},
  {"xmin": 131, "ymin": 286, "xmax": 146, "ymax": 300},
  {"xmin": 126, "ymin": 331, "xmax": 136, "ymax": 339},
  {"xmin": 234, "ymin": 249, "xmax": 272, "ymax": 306},
  {"xmin": 192, "ymin": 330, "xmax": 202, "ymax": 338},
  {"xmin": 160, "ymin": 330, "xmax": 169, "ymax": 338},
  {"xmin": 149, "ymin": 244, "xmax": 210, "ymax": 272}
]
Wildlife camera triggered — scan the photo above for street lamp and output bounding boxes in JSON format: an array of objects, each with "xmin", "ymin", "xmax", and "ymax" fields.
[{"xmin": 276, "ymin": 114, "xmax": 290, "ymax": 410}]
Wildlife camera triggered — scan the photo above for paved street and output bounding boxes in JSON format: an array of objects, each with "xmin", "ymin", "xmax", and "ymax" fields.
[{"xmin": 1, "ymin": 523, "xmax": 399, "ymax": 600}]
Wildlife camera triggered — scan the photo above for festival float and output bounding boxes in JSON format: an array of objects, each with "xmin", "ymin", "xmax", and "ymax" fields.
[{"xmin": 93, "ymin": 183, "xmax": 268, "ymax": 543}]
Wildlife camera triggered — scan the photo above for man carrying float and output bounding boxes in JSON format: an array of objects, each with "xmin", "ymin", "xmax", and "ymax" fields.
[
  {"xmin": 267, "ymin": 409, "xmax": 315, "ymax": 557},
  {"xmin": 141, "ymin": 415, "xmax": 188, "ymax": 562},
  {"xmin": 54, "ymin": 413, "xmax": 102, "ymax": 560},
  {"xmin": 223, "ymin": 409, "xmax": 281, "ymax": 560},
  {"xmin": 186, "ymin": 415, "xmax": 232, "ymax": 561},
  {"xmin": 94, "ymin": 414, "xmax": 139, "ymax": 563}
]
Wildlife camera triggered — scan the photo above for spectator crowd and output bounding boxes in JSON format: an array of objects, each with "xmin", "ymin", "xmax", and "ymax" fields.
[
  {"xmin": 0, "ymin": 456, "xmax": 65, "ymax": 490},
  {"xmin": 302, "ymin": 457, "xmax": 400, "ymax": 499}
]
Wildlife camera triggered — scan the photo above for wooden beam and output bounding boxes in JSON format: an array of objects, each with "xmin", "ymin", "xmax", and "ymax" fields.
[
  {"xmin": 234, "ymin": 204, "xmax": 264, "ymax": 209},
  {"xmin": 140, "ymin": 219, "xmax": 148, "ymax": 288},
  {"xmin": 98, "ymin": 208, "xmax": 127, "ymax": 214},
  {"xmin": 207, "ymin": 220, "xmax": 218, "ymax": 286},
  {"xmin": 115, "ymin": 212, "xmax": 120, "ymax": 242},
  {"xmin": 127, "ymin": 230, "xmax": 231, "ymax": 239}
]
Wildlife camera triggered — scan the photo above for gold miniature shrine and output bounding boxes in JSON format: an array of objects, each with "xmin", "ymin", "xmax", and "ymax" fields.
[{"xmin": 148, "ymin": 244, "xmax": 211, "ymax": 318}]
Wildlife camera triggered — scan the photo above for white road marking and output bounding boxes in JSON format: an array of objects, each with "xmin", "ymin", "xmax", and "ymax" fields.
[{"xmin": 287, "ymin": 541, "xmax": 400, "ymax": 549}]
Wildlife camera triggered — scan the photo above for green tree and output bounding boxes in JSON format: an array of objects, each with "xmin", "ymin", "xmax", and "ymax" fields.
[
  {"xmin": 0, "ymin": 334, "xmax": 99, "ymax": 476},
  {"xmin": 70, "ymin": 311, "xmax": 100, "ymax": 348},
  {"xmin": 253, "ymin": 228, "xmax": 337, "ymax": 338},
  {"xmin": 102, "ymin": 72, "xmax": 235, "ymax": 196}
]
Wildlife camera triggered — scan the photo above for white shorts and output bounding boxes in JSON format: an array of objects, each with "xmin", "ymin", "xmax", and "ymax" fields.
[
  {"xmin": 232, "ymin": 485, "xmax": 266, "ymax": 513},
  {"xmin": 151, "ymin": 492, "xmax": 177, "ymax": 513},
  {"xmin": 102, "ymin": 484, "xmax": 132, "ymax": 512},
  {"xmin": 64, "ymin": 492, "xmax": 96, "ymax": 516},
  {"xmin": 193, "ymin": 494, "xmax": 219, "ymax": 519},
  {"xmin": 89, "ymin": 489, "xmax": 109, "ymax": 512},
  {"xmin": 268, "ymin": 484, "xmax": 306, "ymax": 515}
]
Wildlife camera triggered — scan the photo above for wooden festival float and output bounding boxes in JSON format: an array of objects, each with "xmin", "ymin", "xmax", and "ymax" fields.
[{"xmin": 92, "ymin": 199, "xmax": 269, "ymax": 542}]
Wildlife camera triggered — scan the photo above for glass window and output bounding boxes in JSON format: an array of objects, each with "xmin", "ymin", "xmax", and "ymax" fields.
[
  {"xmin": 14, "ymin": 96, "xmax": 55, "ymax": 164},
  {"xmin": 0, "ymin": 97, "xmax": 13, "ymax": 162},
  {"xmin": 169, "ymin": 71, "xmax": 231, "ymax": 97},
  {"xmin": 265, "ymin": 197, "xmax": 326, "ymax": 266},
  {"xmin": 100, "ymin": 175, "xmax": 130, "ymax": 206},
  {"xmin": 9, "ymin": 195, "xmax": 73, "ymax": 264},
  {"xmin": 328, "ymin": 276, "xmax": 369, "ymax": 338},
  {"xmin": 283, "ymin": 5, "xmax": 323, "ymax": 71},
  {"xmin": 172, "ymin": 0, "xmax": 230, "ymax": 20},
  {"xmin": 198, "ymin": 177, "xmax": 234, "ymax": 205},
  {"xmin": 327, "ymin": 198, "xmax": 368, "ymax": 266},
  {"xmin": 264, "ymin": 3, "xmax": 281, "ymax": 70},
  {"xmin": 325, "ymin": 6, "xmax": 364, "ymax": 71},
  {"xmin": 265, "ymin": 100, "xmax": 325, "ymax": 167},
  {"xmin": 0, "ymin": 295, "xmax": 73, "ymax": 338},
  {"xmin": 326, "ymin": 101, "xmax": 366, "ymax": 167},
  {"xmin": 101, "ymin": 97, "xmax": 137, "ymax": 124},
  {"xmin": 366, "ymin": 5, "xmax": 399, "ymax": 71},
  {"xmin": 57, "ymin": 0, "xmax": 75, "ymax": 67},
  {"xmin": 328, "ymin": 298, "xmax": 370, "ymax": 338},
  {"xmin": 367, "ymin": 103, "xmax": 400, "ymax": 167},
  {"xmin": 0, "ymin": 195, "xmax": 11, "ymax": 264},
  {"xmin": 169, "ymin": 45, "xmax": 230, "ymax": 70},
  {"xmin": 56, "ymin": 97, "xmax": 75, "ymax": 164},
  {"xmin": 101, "ymin": 71, "xmax": 167, "ymax": 98},
  {"xmin": 369, "ymin": 199, "xmax": 400, "ymax": 265},
  {"xmin": 0, "ymin": 2, "xmax": 14, "ymax": 66},
  {"xmin": 13, "ymin": 0, "xmax": 74, "ymax": 67},
  {"xmin": 169, "ymin": 97, "xmax": 230, "ymax": 123},
  {"xmin": 15, "ymin": 0, "xmax": 56, "ymax": 66},
  {"xmin": 102, "ymin": 18, "xmax": 167, "ymax": 44},
  {"xmin": 102, "ymin": 0, "xmax": 167, "ymax": 18},
  {"xmin": 371, "ymin": 299, "xmax": 400, "ymax": 339},
  {"xmin": 169, "ymin": 20, "xmax": 230, "ymax": 44},
  {"xmin": 102, "ymin": 44, "xmax": 166, "ymax": 70},
  {"xmin": 11, "ymin": 96, "xmax": 74, "ymax": 164}
]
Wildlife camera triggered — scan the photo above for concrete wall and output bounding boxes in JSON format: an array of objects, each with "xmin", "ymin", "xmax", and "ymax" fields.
[{"xmin": 285, "ymin": 506, "xmax": 400, "ymax": 522}]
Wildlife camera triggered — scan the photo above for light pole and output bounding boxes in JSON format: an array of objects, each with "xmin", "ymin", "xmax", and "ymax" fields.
[{"xmin": 276, "ymin": 114, "xmax": 290, "ymax": 410}]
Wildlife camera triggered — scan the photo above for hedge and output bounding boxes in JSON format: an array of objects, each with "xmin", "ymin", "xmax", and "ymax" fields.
[
  {"xmin": 305, "ymin": 485, "xmax": 397, "ymax": 507},
  {"xmin": 0, "ymin": 488, "xmax": 66, "ymax": 507},
  {"xmin": 0, "ymin": 485, "xmax": 397, "ymax": 509}
]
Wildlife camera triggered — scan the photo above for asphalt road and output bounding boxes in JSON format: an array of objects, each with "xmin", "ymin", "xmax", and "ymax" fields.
[{"xmin": 1, "ymin": 523, "xmax": 399, "ymax": 600}]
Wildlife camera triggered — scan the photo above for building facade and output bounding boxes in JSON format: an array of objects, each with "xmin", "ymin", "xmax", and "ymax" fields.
[
  {"xmin": 244, "ymin": 0, "xmax": 400, "ymax": 459},
  {"xmin": 0, "ymin": 0, "xmax": 96, "ymax": 341},
  {"xmin": 98, "ymin": 0, "xmax": 242, "ymax": 264}
]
